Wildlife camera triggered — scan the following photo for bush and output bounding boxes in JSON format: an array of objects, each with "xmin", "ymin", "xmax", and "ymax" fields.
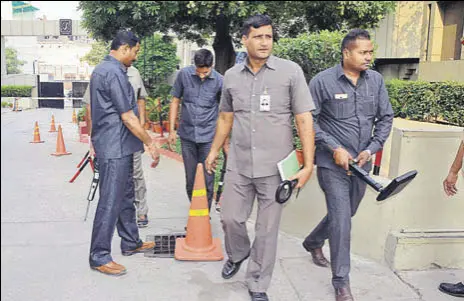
[
  {"xmin": 273, "ymin": 30, "xmax": 344, "ymax": 82},
  {"xmin": 1, "ymin": 85, "xmax": 33, "ymax": 97},
  {"xmin": 386, "ymin": 80, "xmax": 463, "ymax": 126}
]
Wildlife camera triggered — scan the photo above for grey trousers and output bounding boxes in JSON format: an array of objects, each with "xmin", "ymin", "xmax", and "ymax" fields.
[
  {"xmin": 133, "ymin": 151, "xmax": 148, "ymax": 216},
  {"xmin": 180, "ymin": 138, "xmax": 215, "ymax": 210},
  {"xmin": 221, "ymin": 170, "xmax": 283, "ymax": 293},
  {"xmin": 303, "ymin": 167, "xmax": 367, "ymax": 289},
  {"xmin": 89, "ymin": 155, "xmax": 143, "ymax": 267}
]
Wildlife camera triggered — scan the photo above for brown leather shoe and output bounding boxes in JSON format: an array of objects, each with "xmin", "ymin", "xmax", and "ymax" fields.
[
  {"xmin": 91, "ymin": 261, "xmax": 127, "ymax": 276},
  {"xmin": 309, "ymin": 248, "xmax": 330, "ymax": 267},
  {"xmin": 335, "ymin": 286, "xmax": 354, "ymax": 301},
  {"xmin": 122, "ymin": 241, "xmax": 156, "ymax": 256}
]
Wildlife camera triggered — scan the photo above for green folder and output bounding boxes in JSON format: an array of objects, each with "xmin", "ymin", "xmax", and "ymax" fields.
[{"xmin": 277, "ymin": 150, "xmax": 300, "ymax": 181}]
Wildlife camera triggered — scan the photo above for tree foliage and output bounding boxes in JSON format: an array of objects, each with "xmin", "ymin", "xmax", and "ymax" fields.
[
  {"xmin": 6, "ymin": 48, "xmax": 26, "ymax": 74},
  {"xmin": 274, "ymin": 31, "xmax": 344, "ymax": 82},
  {"xmin": 80, "ymin": 41, "xmax": 110, "ymax": 65},
  {"xmin": 133, "ymin": 34, "xmax": 179, "ymax": 87},
  {"xmin": 78, "ymin": 1, "xmax": 396, "ymax": 74}
]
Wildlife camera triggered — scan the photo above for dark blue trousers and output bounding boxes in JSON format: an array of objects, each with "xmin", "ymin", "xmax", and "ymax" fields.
[
  {"xmin": 89, "ymin": 155, "xmax": 142, "ymax": 267},
  {"xmin": 180, "ymin": 138, "xmax": 215, "ymax": 210},
  {"xmin": 303, "ymin": 167, "xmax": 367, "ymax": 289}
]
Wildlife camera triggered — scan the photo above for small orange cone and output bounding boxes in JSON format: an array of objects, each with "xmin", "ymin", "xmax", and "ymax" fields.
[
  {"xmin": 30, "ymin": 121, "xmax": 44, "ymax": 143},
  {"xmin": 72, "ymin": 109, "xmax": 77, "ymax": 124},
  {"xmin": 174, "ymin": 163, "xmax": 223, "ymax": 261},
  {"xmin": 51, "ymin": 125, "xmax": 71, "ymax": 156},
  {"xmin": 49, "ymin": 115, "xmax": 57, "ymax": 132}
]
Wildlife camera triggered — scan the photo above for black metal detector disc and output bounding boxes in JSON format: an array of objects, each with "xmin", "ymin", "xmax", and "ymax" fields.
[
  {"xmin": 377, "ymin": 170, "xmax": 417, "ymax": 201},
  {"xmin": 275, "ymin": 179, "xmax": 298, "ymax": 204}
]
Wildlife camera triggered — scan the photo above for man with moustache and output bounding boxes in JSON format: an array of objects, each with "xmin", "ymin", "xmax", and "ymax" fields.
[
  {"xmin": 302, "ymin": 29, "xmax": 394, "ymax": 301},
  {"xmin": 88, "ymin": 30, "xmax": 159, "ymax": 276},
  {"xmin": 205, "ymin": 14, "xmax": 316, "ymax": 301}
]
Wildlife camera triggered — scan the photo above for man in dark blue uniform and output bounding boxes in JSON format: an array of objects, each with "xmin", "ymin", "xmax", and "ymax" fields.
[
  {"xmin": 168, "ymin": 49, "xmax": 223, "ymax": 210},
  {"xmin": 303, "ymin": 29, "xmax": 394, "ymax": 301},
  {"xmin": 88, "ymin": 31, "xmax": 160, "ymax": 276}
]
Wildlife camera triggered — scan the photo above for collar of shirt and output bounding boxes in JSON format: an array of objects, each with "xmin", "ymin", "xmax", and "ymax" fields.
[
  {"xmin": 240, "ymin": 55, "xmax": 277, "ymax": 72},
  {"xmin": 104, "ymin": 55, "xmax": 128, "ymax": 74},
  {"xmin": 336, "ymin": 63, "xmax": 369, "ymax": 81},
  {"xmin": 189, "ymin": 66, "xmax": 216, "ymax": 80}
]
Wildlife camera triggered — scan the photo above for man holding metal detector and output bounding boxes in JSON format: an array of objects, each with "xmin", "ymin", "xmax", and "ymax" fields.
[
  {"xmin": 301, "ymin": 29, "xmax": 394, "ymax": 301},
  {"xmin": 86, "ymin": 30, "xmax": 160, "ymax": 276},
  {"xmin": 205, "ymin": 14, "xmax": 315, "ymax": 301}
]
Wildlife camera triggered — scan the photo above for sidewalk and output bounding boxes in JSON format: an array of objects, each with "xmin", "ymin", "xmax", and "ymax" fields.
[{"xmin": 1, "ymin": 108, "xmax": 462, "ymax": 301}]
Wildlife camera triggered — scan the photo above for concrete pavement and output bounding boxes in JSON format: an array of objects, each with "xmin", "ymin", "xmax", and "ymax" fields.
[{"xmin": 1, "ymin": 108, "xmax": 462, "ymax": 301}]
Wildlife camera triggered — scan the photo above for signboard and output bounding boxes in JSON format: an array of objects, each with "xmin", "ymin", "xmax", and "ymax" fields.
[{"xmin": 59, "ymin": 19, "xmax": 72, "ymax": 35}]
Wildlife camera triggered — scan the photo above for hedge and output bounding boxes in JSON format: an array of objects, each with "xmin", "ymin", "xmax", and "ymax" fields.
[
  {"xmin": 1, "ymin": 85, "xmax": 33, "ymax": 97},
  {"xmin": 386, "ymin": 80, "xmax": 463, "ymax": 126}
]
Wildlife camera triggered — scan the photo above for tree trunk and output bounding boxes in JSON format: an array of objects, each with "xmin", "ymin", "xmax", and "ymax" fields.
[{"xmin": 213, "ymin": 14, "xmax": 236, "ymax": 75}]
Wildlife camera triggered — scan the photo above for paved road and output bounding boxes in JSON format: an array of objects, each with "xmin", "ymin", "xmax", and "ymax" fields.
[{"xmin": 1, "ymin": 108, "xmax": 462, "ymax": 301}]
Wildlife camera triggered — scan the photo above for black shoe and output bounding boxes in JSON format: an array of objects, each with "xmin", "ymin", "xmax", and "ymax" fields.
[
  {"xmin": 439, "ymin": 282, "xmax": 464, "ymax": 297},
  {"xmin": 221, "ymin": 253, "xmax": 250, "ymax": 279},
  {"xmin": 248, "ymin": 290, "xmax": 269, "ymax": 301}
]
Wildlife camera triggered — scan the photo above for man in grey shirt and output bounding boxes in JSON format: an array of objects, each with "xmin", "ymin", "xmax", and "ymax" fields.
[
  {"xmin": 302, "ymin": 29, "xmax": 394, "ymax": 301},
  {"xmin": 84, "ymin": 65, "xmax": 150, "ymax": 228},
  {"xmin": 205, "ymin": 15, "xmax": 315, "ymax": 301}
]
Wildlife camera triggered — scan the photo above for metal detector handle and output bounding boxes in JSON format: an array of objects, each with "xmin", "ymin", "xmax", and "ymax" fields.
[
  {"xmin": 215, "ymin": 153, "xmax": 227, "ymax": 205},
  {"xmin": 84, "ymin": 160, "xmax": 99, "ymax": 221},
  {"xmin": 87, "ymin": 165, "xmax": 99, "ymax": 202},
  {"xmin": 348, "ymin": 161, "xmax": 383, "ymax": 192}
]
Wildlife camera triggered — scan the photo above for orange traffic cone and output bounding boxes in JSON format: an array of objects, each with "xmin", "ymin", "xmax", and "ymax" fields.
[
  {"xmin": 51, "ymin": 125, "xmax": 71, "ymax": 156},
  {"xmin": 72, "ymin": 109, "xmax": 77, "ymax": 124},
  {"xmin": 49, "ymin": 115, "xmax": 57, "ymax": 132},
  {"xmin": 174, "ymin": 163, "xmax": 223, "ymax": 261},
  {"xmin": 30, "ymin": 121, "xmax": 44, "ymax": 143}
]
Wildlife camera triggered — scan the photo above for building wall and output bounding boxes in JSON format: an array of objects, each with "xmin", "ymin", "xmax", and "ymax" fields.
[
  {"xmin": 418, "ymin": 60, "xmax": 464, "ymax": 81},
  {"xmin": 373, "ymin": 1, "xmax": 424, "ymax": 59}
]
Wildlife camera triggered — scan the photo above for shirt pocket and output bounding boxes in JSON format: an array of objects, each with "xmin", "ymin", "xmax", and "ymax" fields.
[
  {"xmin": 229, "ymin": 87, "xmax": 250, "ymax": 112},
  {"xmin": 361, "ymin": 96, "xmax": 376, "ymax": 117},
  {"xmin": 184, "ymin": 86, "xmax": 197, "ymax": 101},
  {"xmin": 326, "ymin": 97, "xmax": 355, "ymax": 119},
  {"xmin": 198, "ymin": 90, "xmax": 217, "ymax": 108}
]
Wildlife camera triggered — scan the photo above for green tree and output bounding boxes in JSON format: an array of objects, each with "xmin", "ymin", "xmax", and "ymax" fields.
[
  {"xmin": 273, "ymin": 30, "xmax": 345, "ymax": 82},
  {"xmin": 133, "ymin": 34, "xmax": 179, "ymax": 87},
  {"xmin": 6, "ymin": 48, "xmax": 26, "ymax": 74},
  {"xmin": 78, "ymin": 1, "xmax": 395, "ymax": 74},
  {"xmin": 80, "ymin": 41, "xmax": 110, "ymax": 65}
]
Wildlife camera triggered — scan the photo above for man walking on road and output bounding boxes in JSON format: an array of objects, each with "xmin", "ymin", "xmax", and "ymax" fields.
[
  {"xmin": 205, "ymin": 14, "xmax": 315, "ymax": 301},
  {"xmin": 88, "ymin": 30, "xmax": 159, "ymax": 276},
  {"xmin": 168, "ymin": 49, "xmax": 223, "ymax": 211},
  {"xmin": 302, "ymin": 29, "xmax": 394, "ymax": 301}
]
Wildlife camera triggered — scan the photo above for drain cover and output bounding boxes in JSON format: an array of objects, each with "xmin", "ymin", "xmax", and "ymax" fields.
[{"xmin": 145, "ymin": 233, "xmax": 186, "ymax": 258}]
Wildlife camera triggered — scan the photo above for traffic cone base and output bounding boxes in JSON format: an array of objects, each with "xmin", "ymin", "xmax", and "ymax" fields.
[
  {"xmin": 174, "ymin": 164, "xmax": 223, "ymax": 261},
  {"xmin": 174, "ymin": 237, "xmax": 223, "ymax": 261}
]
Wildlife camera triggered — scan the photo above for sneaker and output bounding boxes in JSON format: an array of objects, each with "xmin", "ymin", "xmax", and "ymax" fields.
[
  {"xmin": 215, "ymin": 201, "xmax": 221, "ymax": 213},
  {"xmin": 137, "ymin": 214, "xmax": 148, "ymax": 228}
]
